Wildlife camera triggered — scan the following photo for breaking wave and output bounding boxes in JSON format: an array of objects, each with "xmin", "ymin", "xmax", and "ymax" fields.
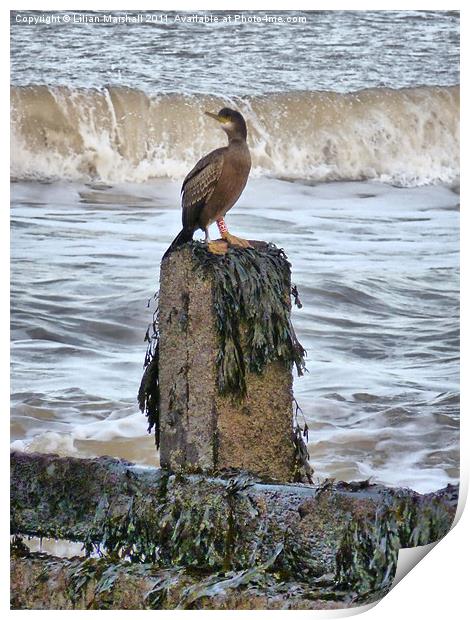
[{"xmin": 11, "ymin": 84, "xmax": 459, "ymax": 186}]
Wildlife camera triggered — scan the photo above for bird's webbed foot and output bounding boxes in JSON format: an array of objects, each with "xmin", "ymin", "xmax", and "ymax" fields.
[
  {"xmin": 216, "ymin": 218, "xmax": 252, "ymax": 249},
  {"xmin": 206, "ymin": 240, "xmax": 229, "ymax": 255},
  {"xmin": 222, "ymin": 232, "xmax": 252, "ymax": 248}
]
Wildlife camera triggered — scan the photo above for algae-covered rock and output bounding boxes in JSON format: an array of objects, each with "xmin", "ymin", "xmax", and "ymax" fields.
[
  {"xmin": 10, "ymin": 551, "xmax": 353, "ymax": 610},
  {"xmin": 139, "ymin": 242, "xmax": 308, "ymax": 482},
  {"xmin": 10, "ymin": 452, "xmax": 458, "ymax": 609}
]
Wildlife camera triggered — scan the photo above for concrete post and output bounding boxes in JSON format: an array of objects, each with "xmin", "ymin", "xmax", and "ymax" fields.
[{"xmin": 158, "ymin": 245, "xmax": 296, "ymax": 482}]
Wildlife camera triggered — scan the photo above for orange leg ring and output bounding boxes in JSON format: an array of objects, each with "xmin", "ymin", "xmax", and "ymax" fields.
[{"xmin": 217, "ymin": 219, "xmax": 228, "ymax": 236}]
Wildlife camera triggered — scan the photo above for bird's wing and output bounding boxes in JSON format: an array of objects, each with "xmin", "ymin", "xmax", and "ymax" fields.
[{"xmin": 181, "ymin": 148, "xmax": 225, "ymax": 230}]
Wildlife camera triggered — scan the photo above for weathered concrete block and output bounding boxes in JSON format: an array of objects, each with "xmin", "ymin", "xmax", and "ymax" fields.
[
  {"xmin": 10, "ymin": 452, "xmax": 458, "ymax": 610},
  {"xmin": 158, "ymin": 245, "xmax": 297, "ymax": 481}
]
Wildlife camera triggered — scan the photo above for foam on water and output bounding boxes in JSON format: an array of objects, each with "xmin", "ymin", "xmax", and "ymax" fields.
[
  {"xmin": 11, "ymin": 432, "xmax": 78, "ymax": 457},
  {"xmin": 11, "ymin": 85, "xmax": 459, "ymax": 187}
]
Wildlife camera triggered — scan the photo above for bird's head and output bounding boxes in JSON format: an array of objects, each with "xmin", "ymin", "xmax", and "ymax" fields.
[{"xmin": 205, "ymin": 108, "xmax": 248, "ymax": 142}]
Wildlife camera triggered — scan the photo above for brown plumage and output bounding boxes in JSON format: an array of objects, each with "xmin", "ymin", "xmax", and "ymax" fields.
[{"xmin": 163, "ymin": 108, "xmax": 251, "ymax": 258}]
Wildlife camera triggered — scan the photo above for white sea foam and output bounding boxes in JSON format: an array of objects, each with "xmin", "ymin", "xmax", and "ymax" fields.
[
  {"xmin": 11, "ymin": 85, "xmax": 459, "ymax": 187},
  {"xmin": 10, "ymin": 413, "xmax": 150, "ymax": 458},
  {"xmin": 11, "ymin": 432, "xmax": 78, "ymax": 457}
]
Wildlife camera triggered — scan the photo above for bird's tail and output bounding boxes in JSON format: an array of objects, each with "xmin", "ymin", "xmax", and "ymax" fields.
[{"xmin": 162, "ymin": 228, "xmax": 194, "ymax": 260}]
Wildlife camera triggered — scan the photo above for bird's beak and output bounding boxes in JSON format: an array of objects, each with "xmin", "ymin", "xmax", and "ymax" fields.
[{"xmin": 205, "ymin": 111, "xmax": 222, "ymax": 122}]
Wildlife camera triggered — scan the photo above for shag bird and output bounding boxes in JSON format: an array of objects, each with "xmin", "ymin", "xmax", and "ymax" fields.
[{"xmin": 163, "ymin": 108, "xmax": 251, "ymax": 257}]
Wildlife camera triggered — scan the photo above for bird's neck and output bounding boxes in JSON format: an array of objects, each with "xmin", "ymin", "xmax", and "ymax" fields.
[{"xmin": 227, "ymin": 136, "xmax": 248, "ymax": 146}]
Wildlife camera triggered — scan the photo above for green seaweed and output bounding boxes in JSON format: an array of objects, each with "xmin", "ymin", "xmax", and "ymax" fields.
[
  {"xmin": 60, "ymin": 556, "xmax": 157, "ymax": 609},
  {"xmin": 176, "ymin": 542, "xmax": 284, "ymax": 609},
  {"xmin": 78, "ymin": 468, "xmax": 343, "ymax": 586},
  {"xmin": 137, "ymin": 293, "xmax": 160, "ymax": 445},
  {"xmin": 11, "ymin": 475, "xmax": 457, "ymax": 609},
  {"xmin": 67, "ymin": 557, "xmax": 98, "ymax": 606},
  {"xmin": 144, "ymin": 567, "xmax": 187, "ymax": 609},
  {"xmin": 11, "ymin": 550, "xmax": 351, "ymax": 609},
  {"xmin": 11, "ymin": 451, "xmax": 458, "ymax": 610},
  {"xmin": 335, "ymin": 512, "xmax": 400, "ymax": 600},
  {"xmin": 393, "ymin": 494, "xmax": 454, "ymax": 546},
  {"xmin": 334, "ymin": 493, "xmax": 455, "ymax": 601},
  {"xmin": 82, "ymin": 475, "xmax": 259, "ymax": 571},
  {"xmin": 10, "ymin": 535, "xmax": 31, "ymax": 558},
  {"xmin": 190, "ymin": 242, "xmax": 306, "ymax": 397},
  {"xmin": 292, "ymin": 398, "xmax": 313, "ymax": 482}
]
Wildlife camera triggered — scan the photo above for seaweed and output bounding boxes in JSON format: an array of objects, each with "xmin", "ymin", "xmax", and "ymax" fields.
[
  {"xmin": 334, "ymin": 493, "xmax": 455, "ymax": 602},
  {"xmin": 78, "ymin": 469, "xmax": 323, "ymax": 581},
  {"xmin": 392, "ymin": 494, "xmax": 454, "ymax": 546},
  {"xmin": 144, "ymin": 567, "xmax": 187, "ymax": 609},
  {"xmin": 137, "ymin": 293, "xmax": 160, "ymax": 446},
  {"xmin": 82, "ymin": 477, "xmax": 241, "ymax": 570},
  {"xmin": 335, "ymin": 511, "xmax": 400, "ymax": 600},
  {"xmin": 67, "ymin": 557, "xmax": 98, "ymax": 606},
  {"xmin": 12, "ymin": 550, "xmax": 349, "ymax": 609},
  {"xmin": 65, "ymin": 556, "xmax": 159, "ymax": 609},
  {"xmin": 176, "ymin": 542, "xmax": 284, "ymax": 609},
  {"xmin": 292, "ymin": 398, "xmax": 313, "ymax": 482},
  {"xmin": 10, "ymin": 535, "xmax": 31, "ymax": 558},
  {"xmin": 11, "ymin": 454, "xmax": 457, "ymax": 609},
  {"xmin": 190, "ymin": 242, "xmax": 306, "ymax": 397}
]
